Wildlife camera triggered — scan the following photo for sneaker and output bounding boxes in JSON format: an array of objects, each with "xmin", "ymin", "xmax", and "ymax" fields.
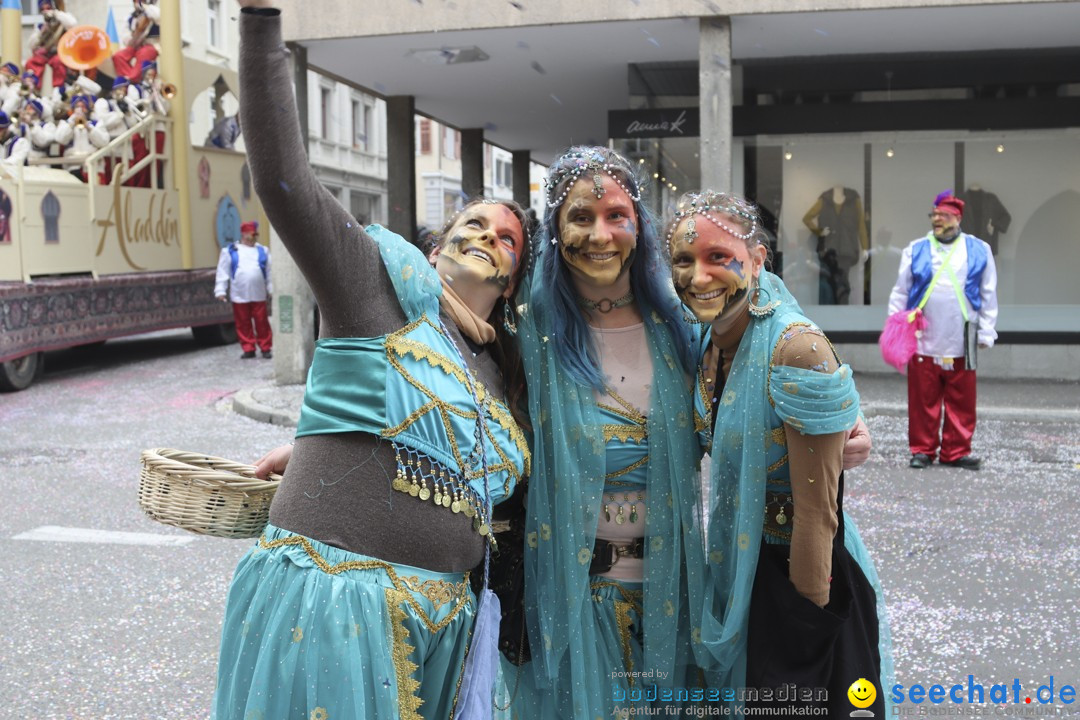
[
  {"xmin": 941, "ymin": 455, "xmax": 981, "ymax": 470},
  {"xmin": 261, "ymin": 350, "xmax": 273, "ymax": 359},
  {"xmin": 909, "ymin": 453, "xmax": 932, "ymax": 469},
  {"xmin": 241, "ymin": 350, "xmax": 256, "ymax": 359}
]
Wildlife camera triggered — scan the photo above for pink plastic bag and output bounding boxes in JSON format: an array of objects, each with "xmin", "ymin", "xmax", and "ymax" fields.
[{"xmin": 879, "ymin": 309, "xmax": 926, "ymax": 374}]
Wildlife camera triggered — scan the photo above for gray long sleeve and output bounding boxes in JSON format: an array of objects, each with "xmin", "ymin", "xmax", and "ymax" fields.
[
  {"xmin": 239, "ymin": 9, "xmax": 403, "ymax": 338},
  {"xmin": 239, "ymin": 10, "xmax": 488, "ymax": 571}
]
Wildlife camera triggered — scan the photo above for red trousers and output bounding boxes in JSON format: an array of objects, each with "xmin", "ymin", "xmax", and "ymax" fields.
[
  {"xmin": 24, "ymin": 49, "xmax": 66, "ymax": 88},
  {"xmin": 112, "ymin": 44, "xmax": 159, "ymax": 81},
  {"xmin": 232, "ymin": 301, "xmax": 272, "ymax": 353},
  {"xmin": 907, "ymin": 354, "xmax": 976, "ymax": 462}
]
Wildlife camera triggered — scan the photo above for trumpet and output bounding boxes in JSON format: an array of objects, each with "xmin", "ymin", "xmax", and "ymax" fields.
[
  {"xmin": 161, "ymin": 83, "xmax": 177, "ymax": 99},
  {"xmin": 130, "ymin": 97, "xmax": 151, "ymax": 119},
  {"xmin": 72, "ymin": 114, "xmax": 89, "ymax": 129}
]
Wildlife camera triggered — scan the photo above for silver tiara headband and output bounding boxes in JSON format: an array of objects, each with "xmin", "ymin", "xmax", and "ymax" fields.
[
  {"xmin": 665, "ymin": 192, "xmax": 759, "ymax": 255},
  {"xmin": 543, "ymin": 151, "xmax": 642, "ymax": 208}
]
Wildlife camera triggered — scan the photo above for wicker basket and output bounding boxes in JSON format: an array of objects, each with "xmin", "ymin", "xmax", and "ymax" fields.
[{"xmin": 138, "ymin": 448, "xmax": 282, "ymax": 539}]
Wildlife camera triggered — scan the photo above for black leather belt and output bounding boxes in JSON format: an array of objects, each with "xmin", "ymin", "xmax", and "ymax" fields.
[{"xmin": 589, "ymin": 537, "xmax": 646, "ymax": 575}]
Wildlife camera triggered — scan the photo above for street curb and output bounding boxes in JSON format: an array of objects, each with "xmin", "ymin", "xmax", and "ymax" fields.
[
  {"xmin": 229, "ymin": 387, "xmax": 1079, "ymax": 428},
  {"xmin": 232, "ymin": 388, "xmax": 300, "ymax": 427},
  {"xmin": 862, "ymin": 402, "xmax": 1080, "ymax": 424}
]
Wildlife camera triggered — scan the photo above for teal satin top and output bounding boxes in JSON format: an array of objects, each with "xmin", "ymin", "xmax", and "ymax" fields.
[
  {"xmin": 295, "ymin": 225, "xmax": 530, "ymax": 535},
  {"xmin": 598, "ymin": 394, "xmax": 649, "ymax": 491}
]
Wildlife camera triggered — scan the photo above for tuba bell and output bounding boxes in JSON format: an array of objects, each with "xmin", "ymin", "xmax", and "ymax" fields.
[{"xmin": 57, "ymin": 25, "xmax": 111, "ymax": 71}]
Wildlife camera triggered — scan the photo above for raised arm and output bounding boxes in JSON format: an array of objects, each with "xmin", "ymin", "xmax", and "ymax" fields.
[{"xmin": 238, "ymin": 4, "xmax": 404, "ymax": 337}]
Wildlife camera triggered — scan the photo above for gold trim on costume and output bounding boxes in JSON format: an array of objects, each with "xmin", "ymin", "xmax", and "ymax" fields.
[
  {"xmin": 602, "ymin": 424, "xmax": 647, "ymax": 444},
  {"xmin": 767, "ymin": 454, "xmax": 789, "ymax": 474},
  {"xmin": 384, "ymin": 314, "xmax": 531, "ymax": 477},
  {"xmin": 614, "ymin": 599, "xmax": 636, "ymax": 685},
  {"xmin": 258, "ymin": 534, "xmax": 471, "ymax": 634},
  {"xmin": 400, "ymin": 575, "xmax": 471, "ymax": 612},
  {"xmin": 605, "ymin": 454, "xmax": 649, "ymax": 481},
  {"xmin": 385, "ymin": 587, "xmax": 424, "ymax": 720},
  {"xmin": 590, "ymin": 580, "xmax": 644, "ymax": 685}
]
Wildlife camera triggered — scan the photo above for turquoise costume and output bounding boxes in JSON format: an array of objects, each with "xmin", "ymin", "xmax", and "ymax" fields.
[
  {"xmin": 213, "ymin": 227, "xmax": 529, "ymax": 720},
  {"xmin": 695, "ymin": 271, "xmax": 893, "ymax": 706},
  {"xmin": 296, "ymin": 230, "xmax": 530, "ymax": 528},
  {"xmin": 505, "ymin": 263, "xmax": 709, "ymax": 719}
]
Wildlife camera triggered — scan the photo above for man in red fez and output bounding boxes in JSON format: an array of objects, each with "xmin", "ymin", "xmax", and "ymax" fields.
[
  {"xmin": 215, "ymin": 220, "xmax": 274, "ymax": 359},
  {"xmin": 887, "ymin": 191, "xmax": 998, "ymax": 470}
]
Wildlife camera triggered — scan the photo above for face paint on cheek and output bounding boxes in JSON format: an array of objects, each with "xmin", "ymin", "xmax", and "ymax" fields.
[
  {"xmin": 621, "ymin": 218, "xmax": 636, "ymax": 237},
  {"xmin": 559, "ymin": 226, "xmax": 589, "ymax": 256},
  {"xmin": 721, "ymin": 257, "xmax": 745, "ymax": 281},
  {"xmin": 672, "ymin": 265, "xmax": 693, "ymax": 296}
]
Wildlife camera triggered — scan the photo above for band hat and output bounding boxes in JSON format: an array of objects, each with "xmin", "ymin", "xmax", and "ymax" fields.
[
  {"xmin": 0, "ymin": 63, "xmax": 19, "ymax": 77},
  {"xmin": 241, "ymin": 221, "xmax": 258, "ymax": 234},
  {"xmin": 0, "ymin": 111, "xmax": 10, "ymax": 128}
]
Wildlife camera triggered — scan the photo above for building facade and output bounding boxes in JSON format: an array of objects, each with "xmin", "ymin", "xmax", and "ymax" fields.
[{"xmin": 276, "ymin": 0, "xmax": 1080, "ymax": 378}]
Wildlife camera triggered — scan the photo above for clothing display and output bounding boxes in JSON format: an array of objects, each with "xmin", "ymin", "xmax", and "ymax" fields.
[
  {"xmin": 802, "ymin": 187, "xmax": 868, "ymax": 305},
  {"xmin": 957, "ymin": 186, "xmax": 1010, "ymax": 255}
]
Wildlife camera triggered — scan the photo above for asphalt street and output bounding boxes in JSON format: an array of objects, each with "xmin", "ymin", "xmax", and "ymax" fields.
[{"xmin": 1, "ymin": 329, "xmax": 1078, "ymax": 718}]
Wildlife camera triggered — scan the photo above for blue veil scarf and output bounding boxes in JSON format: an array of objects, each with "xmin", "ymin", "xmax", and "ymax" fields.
[
  {"xmin": 699, "ymin": 271, "xmax": 860, "ymax": 683},
  {"xmin": 516, "ymin": 244, "xmax": 707, "ymax": 717}
]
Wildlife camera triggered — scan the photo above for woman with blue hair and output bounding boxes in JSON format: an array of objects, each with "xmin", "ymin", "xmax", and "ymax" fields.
[
  {"xmin": 666, "ymin": 190, "xmax": 892, "ymax": 715},
  {"xmin": 504, "ymin": 146, "xmax": 712, "ymax": 718}
]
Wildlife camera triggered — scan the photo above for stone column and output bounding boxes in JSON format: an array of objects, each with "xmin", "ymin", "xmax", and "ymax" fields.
[
  {"xmin": 699, "ymin": 16, "xmax": 733, "ymax": 191},
  {"xmin": 460, "ymin": 128, "xmax": 484, "ymax": 199},
  {"xmin": 387, "ymin": 96, "xmax": 417, "ymax": 238},
  {"xmin": 271, "ymin": 43, "xmax": 315, "ymax": 385},
  {"xmin": 512, "ymin": 149, "xmax": 532, "ymax": 208}
]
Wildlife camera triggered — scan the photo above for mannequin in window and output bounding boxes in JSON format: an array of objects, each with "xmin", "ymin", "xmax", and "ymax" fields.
[
  {"xmin": 957, "ymin": 184, "xmax": 1010, "ymax": 255},
  {"xmin": 802, "ymin": 186, "xmax": 868, "ymax": 304}
]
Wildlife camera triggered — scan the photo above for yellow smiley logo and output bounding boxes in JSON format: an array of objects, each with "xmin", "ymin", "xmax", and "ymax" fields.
[{"xmin": 848, "ymin": 678, "xmax": 877, "ymax": 709}]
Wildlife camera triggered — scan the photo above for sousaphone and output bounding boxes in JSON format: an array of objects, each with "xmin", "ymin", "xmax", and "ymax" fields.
[{"xmin": 57, "ymin": 25, "xmax": 111, "ymax": 71}]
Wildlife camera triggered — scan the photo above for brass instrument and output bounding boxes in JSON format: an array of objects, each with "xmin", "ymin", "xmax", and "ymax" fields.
[
  {"xmin": 57, "ymin": 25, "xmax": 111, "ymax": 71},
  {"xmin": 72, "ymin": 114, "xmax": 89, "ymax": 129},
  {"xmin": 131, "ymin": 12, "xmax": 153, "ymax": 47},
  {"xmin": 161, "ymin": 83, "xmax": 176, "ymax": 99}
]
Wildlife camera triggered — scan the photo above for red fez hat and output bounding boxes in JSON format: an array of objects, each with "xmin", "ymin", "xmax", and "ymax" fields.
[
  {"xmin": 241, "ymin": 221, "xmax": 258, "ymax": 234},
  {"xmin": 933, "ymin": 190, "xmax": 964, "ymax": 219}
]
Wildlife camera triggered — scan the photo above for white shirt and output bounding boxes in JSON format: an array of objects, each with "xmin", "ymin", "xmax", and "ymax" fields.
[
  {"xmin": 214, "ymin": 243, "xmax": 272, "ymax": 303},
  {"xmin": 888, "ymin": 234, "xmax": 998, "ymax": 358}
]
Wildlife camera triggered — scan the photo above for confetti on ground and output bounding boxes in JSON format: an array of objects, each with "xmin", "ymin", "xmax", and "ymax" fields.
[
  {"xmin": 550, "ymin": 94, "xmax": 563, "ymax": 105},
  {"xmin": 531, "ymin": 61, "xmax": 546, "ymax": 75}
]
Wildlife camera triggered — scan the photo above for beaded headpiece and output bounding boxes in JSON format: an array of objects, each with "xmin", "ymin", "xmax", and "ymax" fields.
[
  {"xmin": 543, "ymin": 147, "xmax": 642, "ymax": 209},
  {"xmin": 665, "ymin": 191, "xmax": 761, "ymax": 256}
]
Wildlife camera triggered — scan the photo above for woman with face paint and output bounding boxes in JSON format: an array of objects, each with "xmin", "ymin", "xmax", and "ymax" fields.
[
  {"xmin": 214, "ymin": 4, "xmax": 532, "ymax": 719},
  {"xmin": 667, "ymin": 191, "xmax": 891, "ymax": 715},
  {"xmin": 499, "ymin": 146, "xmax": 709, "ymax": 719}
]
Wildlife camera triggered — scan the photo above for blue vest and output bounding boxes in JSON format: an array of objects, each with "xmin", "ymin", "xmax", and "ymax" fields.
[
  {"xmin": 906, "ymin": 233, "xmax": 987, "ymax": 312},
  {"xmin": 228, "ymin": 242, "xmax": 267, "ymax": 282}
]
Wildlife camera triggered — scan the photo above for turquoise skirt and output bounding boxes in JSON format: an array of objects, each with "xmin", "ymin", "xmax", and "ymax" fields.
[
  {"xmin": 497, "ymin": 578, "xmax": 644, "ymax": 720},
  {"xmin": 213, "ymin": 524, "xmax": 475, "ymax": 720}
]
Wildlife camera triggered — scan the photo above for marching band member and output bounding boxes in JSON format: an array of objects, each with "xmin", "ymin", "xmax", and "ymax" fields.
[{"xmin": 25, "ymin": 0, "xmax": 78, "ymax": 90}]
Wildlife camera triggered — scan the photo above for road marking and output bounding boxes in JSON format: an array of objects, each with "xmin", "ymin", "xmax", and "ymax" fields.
[{"xmin": 12, "ymin": 526, "xmax": 195, "ymax": 546}]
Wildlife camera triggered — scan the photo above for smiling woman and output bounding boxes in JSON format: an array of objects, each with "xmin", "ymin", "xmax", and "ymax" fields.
[
  {"xmin": 212, "ymin": 6, "xmax": 532, "ymax": 720},
  {"xmin": 667, "ymin": 190, "xmax": 892, "ymax": 716}
]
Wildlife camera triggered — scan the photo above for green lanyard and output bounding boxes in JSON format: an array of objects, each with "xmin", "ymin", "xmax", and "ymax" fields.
[
  {"xmin": 908, "ymin": 235, "xmax": 968, "ymax": 323},
  {"xmin": 928, "ymin": 235, "xmax": 970, "ymax": 322}
]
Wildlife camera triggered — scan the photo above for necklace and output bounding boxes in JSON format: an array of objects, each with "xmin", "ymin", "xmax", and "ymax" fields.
[{"xmin": 577, "ymin": 290, "xmax": 634, "ymax": 314}]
